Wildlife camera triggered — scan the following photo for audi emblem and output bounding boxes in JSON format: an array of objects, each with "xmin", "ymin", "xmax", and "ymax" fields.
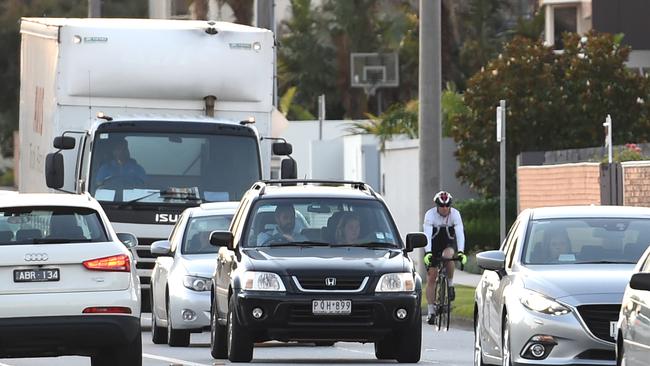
[
  {"xmin": 325, "ymin": 277, "xmax": 336, "ymax": 287},
  {"xmin": 24, "ymin": 253, "xmax": 48, "ymax": 262}
]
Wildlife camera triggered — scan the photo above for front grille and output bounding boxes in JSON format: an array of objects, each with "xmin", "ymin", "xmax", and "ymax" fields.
[
  {"xmin": 577, "ymin": 305, "xmax": 620, "ymax": 343},
  {"xmin": 294, "ymin": 276, "xmax": 366, "ymax": 291},
  {"xmin": 288, "ymin": 304, "xmax": 374, "ymax": 325},
  {"xmin": 576, "ymin": 349, "xmax": 616, "ymax": 360}
]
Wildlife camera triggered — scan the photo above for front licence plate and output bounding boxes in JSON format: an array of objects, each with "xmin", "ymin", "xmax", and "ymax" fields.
[
  {"xmin": 312, "ymin": 300, "xmax": 352, "ymax": 315},
  {"xmin": 610, "ymin": 321, "xmax": 617, "ymax": 339},
  {"xmin": 14, "ymin": 269, "xmax": 60, "ymax": 282}
]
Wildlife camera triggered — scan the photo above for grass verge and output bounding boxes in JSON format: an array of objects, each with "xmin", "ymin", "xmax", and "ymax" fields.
[{"xmin": 421, "ymin": 284, "xmax": 475, "ymax": 327}]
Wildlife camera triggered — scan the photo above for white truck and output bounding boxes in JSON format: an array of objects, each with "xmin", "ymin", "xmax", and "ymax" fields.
[{"xmin": 18, "ymin": 18, "xmax": 294, "ymax": 310}]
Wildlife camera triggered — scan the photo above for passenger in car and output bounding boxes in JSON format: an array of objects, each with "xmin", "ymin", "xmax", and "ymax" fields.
[
  {"xmin": 544, "ymin": 230, "xmax": 572, "ymax": 263},
  {"xmin": 335, "ymin": 212, "xmax": 362, "ymax": 244}
]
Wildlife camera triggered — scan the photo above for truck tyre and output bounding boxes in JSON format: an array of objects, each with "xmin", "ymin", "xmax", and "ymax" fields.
[
  {"xmin": 211, "ymin": 298, "xmax": 227, "ymax": 359},
  {"xmin": 167, "ymin": 301, "xmax": 190, "ymax": 347},
  {"xmin": 374, "ymin": 337, "xmax": 396, "ymax": 359},
  {"xmin": 91, "ymin": 332, "xmax": 142, "ymax": 366},
  {"xmin": 227, "ymin": 295, "xmax": 253, "ymax": 362},
  {"xmin": 395, "ymin": 307, "xmax": 422, "ymax": 363}
]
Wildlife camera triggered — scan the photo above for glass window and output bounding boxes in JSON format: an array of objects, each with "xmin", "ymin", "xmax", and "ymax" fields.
[
  {"xmin": 88, "ymin": 132, "xmax": 260, "ymax": 204},
  {"xmin": 522, "ymin": 218, "xmax": 650, "ymax": 265},
  {"xmin": 182, "ymin": 214, "xmax": 234, "ymax": 254},
  {"xmin": 0, "ymin": 206, "xmax": 108, "ymax": 245},
  {"xmin": 554, "ymin": 6, "xmax": 577, "ymax": 49},
  {"xmin": 244, "ymin": 198, "xmax": 400, "ymax": 248}
]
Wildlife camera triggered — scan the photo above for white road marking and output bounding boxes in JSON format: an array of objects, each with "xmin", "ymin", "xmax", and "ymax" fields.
[
  {"xmin": 0, "ymin": 362, "xmax": 14, "ymax": 366},
  {"xmin": 143, "ymin": 353, "xmax": 215, "ymax": 366},
  {"xmin": 333, "ymin": 345, "xmax": 440, "ymax": 364}
]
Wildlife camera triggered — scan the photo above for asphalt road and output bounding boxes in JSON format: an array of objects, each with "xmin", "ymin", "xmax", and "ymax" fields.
[{"xmin": 0, "ymin": 317, "xmax": 474, "ymax": 366}]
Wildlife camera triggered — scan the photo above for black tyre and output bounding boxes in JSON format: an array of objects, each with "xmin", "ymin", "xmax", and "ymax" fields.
[
  {"xmin": 210, "ymin": 297, "xmax": 228, "ymax": 359},
  {"xmin": 227, "ymin": 295, "xmax": 254, "ymax": 362},
  {"xmin": 474, "ymin": 312, "xmax": 486, "ymax": 366},
  {"xmin": 502, "ymin": 314, "xmax": 512, "ymax": 366},
  {"xmin": 616, "ymin": 336, "xmax": 625, "ymax": 366},
  {"xmin": 437, "ymin": 276, "xmax": 449, "ymax": 331},
  {"xmin": 151, "ymin": 292, "xmax": 167, "ymax": 344},
  {"xmin": 315, "ymin": 341, "xmax": 335, "ymax": 346},
  {"xmin": 167, "ymin": 301, "xmax": 190, "ymax": 347},
  {"xmin": 91, "ymin": 332, "xmax": 142, "ymax": 366},
  {"xmin": 395, "ymin": 306, "xmax": 421, "ymax": 363},
  {"xmin": 374, "ymin": 337, "xmax": 396, "ymax": 359}
]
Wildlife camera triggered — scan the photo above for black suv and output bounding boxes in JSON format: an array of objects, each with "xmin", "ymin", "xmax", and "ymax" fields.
[{"xmin": 208, "ymin": 180, "xmax": 427, "ymax": 363}]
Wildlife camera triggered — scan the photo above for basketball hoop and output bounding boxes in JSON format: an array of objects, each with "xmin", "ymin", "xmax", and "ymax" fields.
[{"xmin": 350, "ymin": 52, "xmax": 399, "ymax": 97}]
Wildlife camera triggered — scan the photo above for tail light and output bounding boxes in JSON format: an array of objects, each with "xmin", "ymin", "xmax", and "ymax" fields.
[
  {"xmin": 83, "ymin": 307, "xmax": 132, "ymax": 314},
  {"xmin": 83, "ymin": 254, "xmax": 130, "ymax": 272}
]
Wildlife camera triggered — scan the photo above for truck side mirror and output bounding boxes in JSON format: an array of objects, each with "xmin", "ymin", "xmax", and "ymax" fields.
[
  {"xmin": 281, "ymin": 158, "xmax": 297, "ymax": 179},
  {"xmin": 53, "ymin": 136, "xmax": 76, "ymax": 150},
  {"xmin": 272, "ymin": 142, "xmax": 292, "ymax": 156},
  {"xmin": 45, "ymin": 153, "xmax": 64, "ymax": 189}
]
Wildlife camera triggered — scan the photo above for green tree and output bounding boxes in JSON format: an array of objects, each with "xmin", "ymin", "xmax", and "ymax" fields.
[{"xmin": 450, "ymin": 32, "xmax": 650, "ymax": 197}]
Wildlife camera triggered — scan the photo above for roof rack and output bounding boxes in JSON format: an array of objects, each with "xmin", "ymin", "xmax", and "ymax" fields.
[{"xmin": 254, "ymin": 179, "xmax": 377, "ymax": 198}]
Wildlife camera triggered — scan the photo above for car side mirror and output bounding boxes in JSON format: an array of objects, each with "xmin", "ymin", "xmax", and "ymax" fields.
[
  {"xmin": 150, "ymin": 240, "xmax": 171, "ymax": 256},
  {"xmin": 405, "ymin": 232, "xmax": 427, "ymax": 252},
  {"xmin": 210, "ymin": 231, "xmax": 234, "ymax": 250},
  {"xmin": 272, "ymin": 142, "xmax": 292, "ymax": 156},
  {"xmin": 53, "ymin": 136, "xmax": 76, "ymax": 150},
  {"xmin": 116, "ymin": 232, "xmax": 138, "ymax": 248},
  {"xmin": 45, "ymin": 152, "xmax": 65, "ymax": 189},
  {"xmin": 281, "ymin": 158, "xmax": 297, "ymax": 180},
  {"xmin": 629, "ymin": 272, "xmax": 650, "ymax": 291},
  {"xmin": 476, "ymin": 250, "xmax": 506, "ymax": 271}
]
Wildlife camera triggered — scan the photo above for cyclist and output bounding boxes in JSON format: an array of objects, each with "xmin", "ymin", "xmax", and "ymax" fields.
[{"xmin": 422, "ymin": 190, "xmax": 467, "ymax": 325}]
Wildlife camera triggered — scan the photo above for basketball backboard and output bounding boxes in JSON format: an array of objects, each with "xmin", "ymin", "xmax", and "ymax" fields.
[{"xmin": 351, "ymin": 53, "xmax": 399, "ymax": 95}]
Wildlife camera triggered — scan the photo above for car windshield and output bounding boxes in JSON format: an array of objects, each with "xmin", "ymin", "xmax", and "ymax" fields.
[
  {"xmin": 523, "ymin": 218, "xmax": 650, "ymax": 265},
  {"xmin": 244, "ymin": 198, "xmax": 401, "ymax": 248},
  {"xmin": 0, "ymin": 206, "xmax": 108, "ymax": 245},
  {"xmin": 182, "ymin": 214, "xmax": 234, "ymax": 254},
  {"xmin": 88, "ymin": 131, "xmax": 260, "ymax": 204}
]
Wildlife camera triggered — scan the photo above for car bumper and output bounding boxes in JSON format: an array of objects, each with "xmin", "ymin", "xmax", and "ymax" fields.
[
  {"xmin": 508, "ymin": 300, "xmax": 616, "ymax": 366},
  {"xmin": 0, "ymin": 315, "xmax": 141, "ymax": 358},
  {"xmin": 169, "ymin": 287, "xmax": 211, "ymax": 330},
  {"xmin": 232, "ymin": 290, "xmax": 421, "ymax": 342}
]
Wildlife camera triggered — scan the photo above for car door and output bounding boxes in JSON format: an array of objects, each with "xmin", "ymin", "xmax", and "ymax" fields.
[
  {"xmin": 216, "ymin": 197, "xmax": 249, "ymax": 318},
  {"xmin": 627, "ymin": 254, "xmax": 650, "ymax": 365},
  {"xmin": 153, "ymin": 213, "xmax": 188, "ymax": 322}
]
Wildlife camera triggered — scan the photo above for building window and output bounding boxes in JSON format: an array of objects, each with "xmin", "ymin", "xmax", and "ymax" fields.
[{"xmin": 554, "ymin": 7, "xmax": 577, "ymax": 49}]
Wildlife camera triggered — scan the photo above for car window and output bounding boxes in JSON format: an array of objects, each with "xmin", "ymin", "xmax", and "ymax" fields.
[
  {"xmin": 0, "ymin": 206, "xmax": 108, "ymax": 244},
  {"xmin": 182, "ymin": 214, "xmax": 234, "ymax": 254},
  {"xmin": 169, "ymin": 213, "xmax": 189, "ymax": 254},
  {"xmin": 522, "ymin": 218, "xmax": 650, "ymax": 265},
  {"xmin": 505, "ymin": 221, "xmax": 521, "ymax": 268},
  {"xmin": 243, "ymin": 198, "xmax": 400, "ymax": 248}
]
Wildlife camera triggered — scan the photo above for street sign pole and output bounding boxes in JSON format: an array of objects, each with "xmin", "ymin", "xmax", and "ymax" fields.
[
  {"xmin": 603, "ymin": 115, "xmax": 613, "ymax": 164},
  {"xmin": 498, "ymin": 100, "xmax": 506, "ymax": 244}
]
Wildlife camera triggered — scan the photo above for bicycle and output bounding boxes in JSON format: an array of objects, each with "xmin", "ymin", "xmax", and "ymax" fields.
[{"xmin": 430, "ymin": 255, "xmax": 464, "ymax": 331}]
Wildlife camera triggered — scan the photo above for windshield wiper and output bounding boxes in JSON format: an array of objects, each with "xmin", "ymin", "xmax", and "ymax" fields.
[
  {"xmin": 332, "ymin": 242, "xmax": 398, "ymax": 248},
  {"xmin": 118, "ymin": 189, "xmax": 201, "ymax": 207},
  {"xmin": 575, "ymin": 260, "xmax": 636, "ymax": 264},
  {"xmin": 267, "ymin": 241, "xmax": 331, "ymax": 247}
]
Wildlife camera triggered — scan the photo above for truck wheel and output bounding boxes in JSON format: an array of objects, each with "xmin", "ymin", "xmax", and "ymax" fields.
[
  {"xmin": 167, "ymin": 302, "xmax": 190, "ymax": 347},
  {"xmin": 374, "ymin": 337, "xmax": 396, "ymax": 359},
  {"xmin": 395, "ymin": 307, "xmax": 422, "ymax": 363},
  {"xmin": 227, "ymin": 295, "xmax": 253, "ymax": 362},
  {"xmin": 211, "ymin": 298, "xmax": 227, "ymax": 359}
]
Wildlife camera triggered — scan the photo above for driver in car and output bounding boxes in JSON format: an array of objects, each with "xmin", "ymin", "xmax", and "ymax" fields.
[
  {"xmin": 95, "ymin": 138, "xmax": 146, "ymax": 188},
  {"xmin": 257, "ymin": 203, "xmax": 306, "ymax": 246}
]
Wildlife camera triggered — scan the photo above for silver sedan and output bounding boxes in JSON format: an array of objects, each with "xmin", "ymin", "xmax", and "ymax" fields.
[
  {"xmin": 149, "ymin": 201, "xmax": 238, "ymax": 347},
  {"xmin": 474, "ymin": 206, "xmax": 650, "ymax": 366}
]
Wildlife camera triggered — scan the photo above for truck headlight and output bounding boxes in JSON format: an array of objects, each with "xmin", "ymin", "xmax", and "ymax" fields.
[
  {"xmin": 243, "ymin": 271, "xmax": 286, "ymax": 291},
  {"xmin": 183, "ymin": 276, "xmax": 211, "ymax": 292},
  {"xmin": 375, "ymin": 273, "xmax": 415, "ymax": 292},
  {"xmin": 520, "ymin": 290, "xmax": 570, "ymax": 315}
]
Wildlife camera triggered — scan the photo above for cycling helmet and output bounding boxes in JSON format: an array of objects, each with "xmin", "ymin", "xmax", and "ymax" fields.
[{"xmin": 433, "ymin": 190, "xmax": 453, "ymax": 207}]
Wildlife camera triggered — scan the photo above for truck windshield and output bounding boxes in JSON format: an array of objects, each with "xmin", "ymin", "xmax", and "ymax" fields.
[{"xmin": 88, "ymin": 131, "xmax": 260, "ymax": 204}]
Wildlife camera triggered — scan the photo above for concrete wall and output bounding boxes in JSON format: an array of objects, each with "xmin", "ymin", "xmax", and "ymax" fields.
[
  {"xmin": 622, "ymin": 161, "xmax": 650, "ymax": 207},
  {"xmin": 517, "ymin": 162, "xmax": 601, "ymax": 211}
]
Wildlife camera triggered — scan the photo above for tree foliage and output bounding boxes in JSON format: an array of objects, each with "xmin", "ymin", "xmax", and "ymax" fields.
[{"xmin": 450, "ymin": 32, "xmax": 650, "ymax": 197}]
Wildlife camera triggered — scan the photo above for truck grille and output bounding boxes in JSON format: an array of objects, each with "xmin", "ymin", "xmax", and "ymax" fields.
[
  {"xmin": 577, "ymin": 304, "xmax": 620, "ymax": 343},
  {"xmin": 293, "ymin": 276, "xmax": 367, "ymax": 292},
  {"xmin": 288, "ymin": 304, "xmax": 374, "ymax": 325}
]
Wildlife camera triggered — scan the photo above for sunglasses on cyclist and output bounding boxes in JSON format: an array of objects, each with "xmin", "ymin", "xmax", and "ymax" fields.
[{"xmin": 436, "ymin": 203, "xmax": 451, "ymax": 208}]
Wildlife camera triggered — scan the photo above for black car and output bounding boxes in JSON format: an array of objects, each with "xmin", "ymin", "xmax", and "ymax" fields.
[{"xmin": 208, "ymin": 180, "xmax": 427, "ymax": 363}]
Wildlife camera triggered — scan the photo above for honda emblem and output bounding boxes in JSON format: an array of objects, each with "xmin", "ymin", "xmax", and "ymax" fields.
[{"xmin": 325, "ymin": 277, "xmax": 336, "ymax": 287}]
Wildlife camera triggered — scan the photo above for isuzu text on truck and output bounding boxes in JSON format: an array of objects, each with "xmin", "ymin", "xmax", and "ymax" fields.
[{"xmin": 18, "ymin": 18, "xmax": 295, "ymax": 310}]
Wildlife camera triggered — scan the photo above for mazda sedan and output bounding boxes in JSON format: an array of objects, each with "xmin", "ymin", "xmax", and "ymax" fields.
[
  {"xmin": 474, "ymin": 206, "xmax": 650, "ymax": 366},
  {"xmin": 149, "ymin": 201, "xmax": 237, "ymax": 346}
]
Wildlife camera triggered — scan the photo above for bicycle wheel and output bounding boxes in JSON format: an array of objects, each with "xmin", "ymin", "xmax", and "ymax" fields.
[{"xmin": 436, "ymin": 274, "xmax": 449, "ymax": 331}]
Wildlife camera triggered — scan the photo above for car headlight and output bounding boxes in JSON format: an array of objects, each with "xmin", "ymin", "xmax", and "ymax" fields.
[
  {"xmin": 520, "ymin": 289, "xmax": 570, "ymax": 315},
  {"xmin": 183, "ymin": 275, "xmax": 211, "ymax": 292},
  {"xmin": 375, "ymin": 273, "xmax": 415, "ymax": 292},
  {"xmin": 243, "ymin": 271, "xmax": 286, "ymax": 291}
]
